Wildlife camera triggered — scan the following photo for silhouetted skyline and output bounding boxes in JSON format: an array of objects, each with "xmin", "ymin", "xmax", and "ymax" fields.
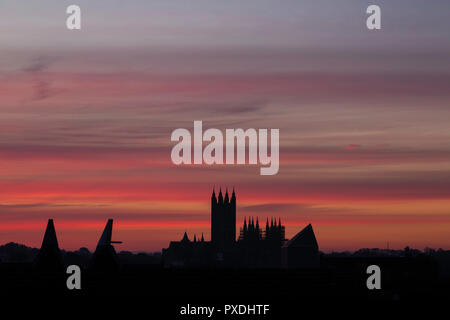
[{"xmin": 1, "ymin": 1, "xmax": 450, "ymax": 252}]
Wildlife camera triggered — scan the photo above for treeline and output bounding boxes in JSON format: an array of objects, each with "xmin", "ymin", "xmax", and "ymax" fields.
[{"xmin": 0, "ymin": 242, "xmax": 162, "ymax": 266}]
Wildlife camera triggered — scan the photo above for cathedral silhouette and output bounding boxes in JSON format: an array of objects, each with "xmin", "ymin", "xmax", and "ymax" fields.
[{"xmin": 162, "ymin": 189, "xmax": 319, "ymax": 268}]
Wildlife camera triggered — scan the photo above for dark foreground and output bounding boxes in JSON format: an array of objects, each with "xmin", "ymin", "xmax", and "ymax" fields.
[{"xmin": 1, "ymin": 256, "xmax": 449, "ymax": 318}]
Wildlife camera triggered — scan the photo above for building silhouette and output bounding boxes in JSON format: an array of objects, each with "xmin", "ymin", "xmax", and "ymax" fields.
[
  {"xmin": 91, "ymin": 219, "xmax": 122, "ymax": 271},
  {"xmin": 234, "ymin": 217, "xmax": 287, "ymax": 267},
  {"xmin": 31, "ymin": 191, "xmax": 320, "ymax": 270},
  {"xmin": 163, "ymin": 189, "xmax": 319, "ymax": 268},
  {"xmin": 211, "ymin": 188, "xmax": 236, "ymax": 250},
  {"xmin": 162, "ymin": 231, "xmax": 214, "ymax": 267},
  {"xmin": 239, "ymin": 217, "xmax": 285, "ymax": 244},
  {"xmin": 33, "ymin": 218, "xmax": 122, "ymax": 272},
  {"xmin": 282, "ymin": 224, "xmax": 319, "ymax": 268},
  {"xmin": 34, "ymin": 219, "xmax": 63, "ymax": 272}
]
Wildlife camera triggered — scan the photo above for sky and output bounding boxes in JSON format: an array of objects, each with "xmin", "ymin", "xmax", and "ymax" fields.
[{"xmin": 0, "ymin": 0, "xmax": 449, "ymax": 252}]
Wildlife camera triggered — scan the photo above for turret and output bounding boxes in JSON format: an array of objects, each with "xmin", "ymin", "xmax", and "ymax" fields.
[
  {"xmin": 218, "ymin": 188, "xmax": 223, "ymax": 204},
  {"xmin": 211, "ymin": 187, "xmax": 217, "ymax": 246},
  {"xmin": 224, "ymin": 188, "xmax": 229, "ymax": 204},
  {"xmin": 211, "ymin": 188, "xmax": 217, "ymax": 205},
  {"xmin": 256, "ymin": 218, "xmax": 260, "ymax": 239},
  {"xmin": 230, "ymin": 187, "xmax": 236, "ymax": 244},
  {"xmin": 231, "ymin": 188, "xmax": 236, "ymax": 203}
]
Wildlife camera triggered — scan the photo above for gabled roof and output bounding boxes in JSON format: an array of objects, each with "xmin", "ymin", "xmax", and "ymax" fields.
[{"xmin": 282, "ymin": 224, "xmax": 318, "ymax": 249}]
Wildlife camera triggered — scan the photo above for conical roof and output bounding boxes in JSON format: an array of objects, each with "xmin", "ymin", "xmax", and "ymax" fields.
[
  {"xmin": 283, "ymin": 224, "xmax": 318, "ymax": 250},
  {"xmin": 41, "ymin": 219, "xmax": 59, "ymax": 249},
  {"xmin": 34, "ymin": 219, "xmax": 63, "ymax": 271}
]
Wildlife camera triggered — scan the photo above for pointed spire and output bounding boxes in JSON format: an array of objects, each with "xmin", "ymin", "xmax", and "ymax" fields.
[
  {"xmin": 212, "ymin": 187, "xmax": 217, "ymax": 204},
  {"xmin": 224, "ymin": 188, "xmax": 229, "ymax": 203},
  {"xmin": 201, "ymin": 233, "xmax": 204, "ymax": 242},
  {"xmin": 34, "ymin": 219, "xmax": 62, "ymax": 271},
  {"xmin": 256, "ymin": 218, "xmax": 261, "ymax": 239},
  {"xmin": 218, "ymin": 187, "xmax": 223, "ymax": 204},
  {"xmin": 194, "ymin": 234, "xmax": 197, "ymax": 243},
  {"xmin": 231, "ymin": 187, "xmax": 236, "ymax": 204},
  {"xmin": 243, "ymin": 217, "xmax": 248, "ymax": 234},
  {"xmin": 278, "ymin": 217, "xmax": 282, "ymax": 228},
  {"xmin": 40, "ymin": 219, "xmax": 59, "ymax": 249},
  {"xmin": 271, "ymin": 217, "xmax": 274, "ymax": 228},
  {"xmin": 181, "ymin": 231, "xmax": 190, "ymax": 242},
  {"xmin": 256, "ymin": 218, "xmax": 260, "ymax": 235}
]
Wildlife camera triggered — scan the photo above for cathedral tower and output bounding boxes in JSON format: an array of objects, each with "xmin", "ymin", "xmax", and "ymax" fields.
[{"xmin": 211, "ymin": 187, "xmax": 236, "ymax": 250}]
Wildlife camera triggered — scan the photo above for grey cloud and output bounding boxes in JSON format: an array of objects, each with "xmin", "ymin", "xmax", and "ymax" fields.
[{"xmin": 23, "ymin": 56, "xmax": 56, "ymax": 101}]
